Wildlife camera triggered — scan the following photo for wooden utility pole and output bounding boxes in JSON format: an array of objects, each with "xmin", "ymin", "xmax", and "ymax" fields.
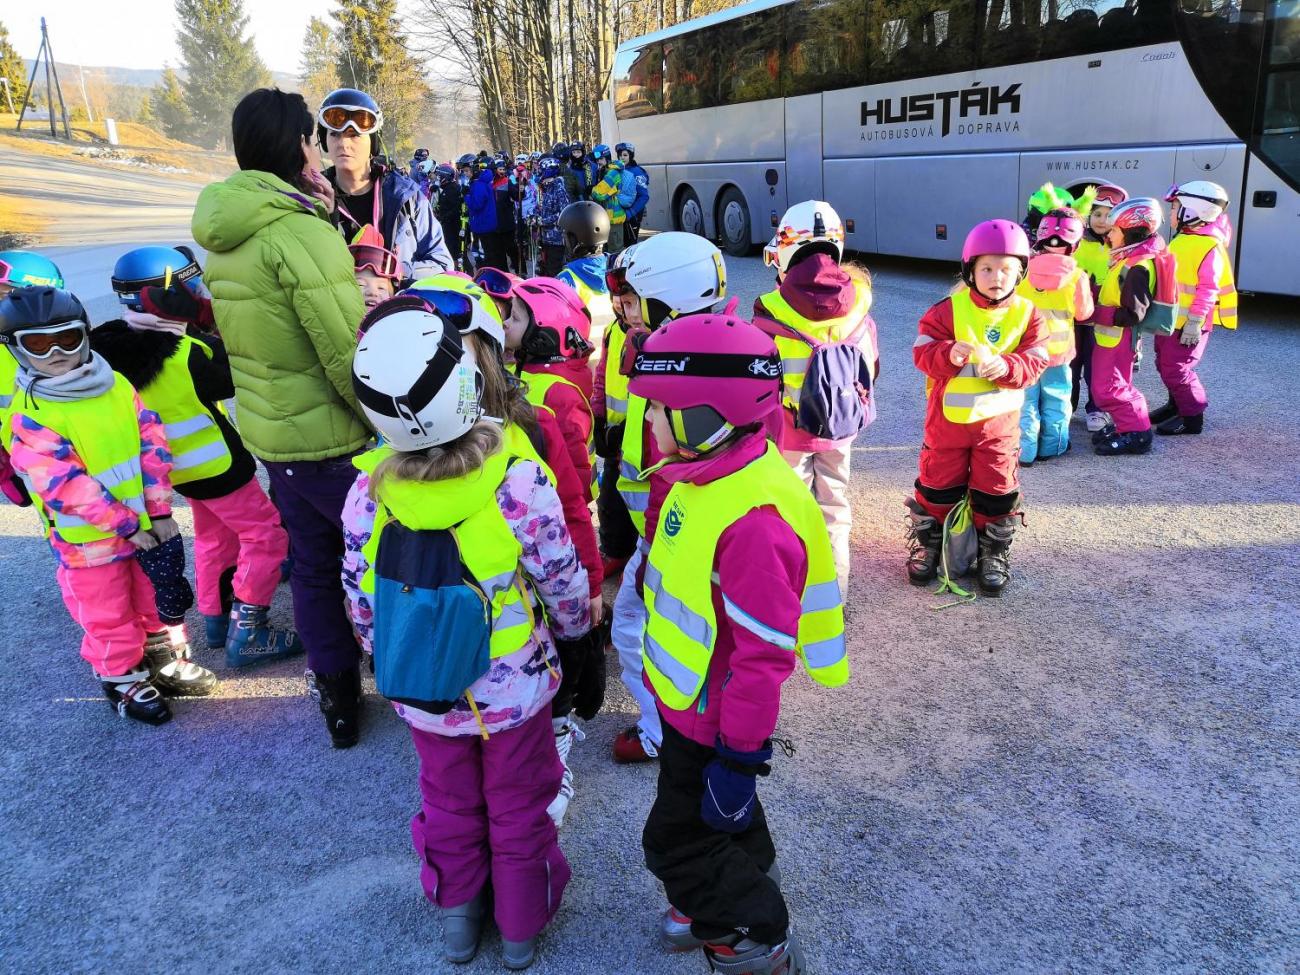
[{"xmin": 17, "ymin": 18, "xmax": 72, "ymax": 138}]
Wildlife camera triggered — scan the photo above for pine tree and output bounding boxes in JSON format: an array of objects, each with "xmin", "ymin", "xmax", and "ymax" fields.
[
  {"xmin": 152, "ymin": 67, "xmax": 192, "ymax": 142},
  {"xmin": 0, "ymin": 20, "xmax": 27, "ymax": 112},
  {"xmin": 174, "ymin": 0, "xmax": 271, "ymax": 148},
  {"xmin": 333, "ymin": 0, "xmax": 429, "ymax": 156},
  {"xmin": 299, "ymin": 16, "xmax": 341, "ymax": 111}
]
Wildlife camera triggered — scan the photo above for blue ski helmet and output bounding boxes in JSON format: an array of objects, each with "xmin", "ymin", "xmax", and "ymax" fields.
[
  {"xmin": 0, "ymin": 250, "xmax": 65, "ymax": 291},
  {"xmin": 316, "ymin": 87, "xmax": 383, "ymax": 156},
  {"xmin": 592, "ymin": 143, "xmax": 612, "ymax": 162},
  {"xmin": 615, "ymin": 141, "xmax": 635, "ymax": 161},
  {"xmin": 538, "ymin": 157, "xmax": 562, "ymax": 181},
  {"xmin": 111, "ymin": 246, "xmax": 204, "ymax": 310}
]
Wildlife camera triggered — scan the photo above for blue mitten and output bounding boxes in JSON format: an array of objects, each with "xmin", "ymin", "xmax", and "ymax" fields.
[{"xmin": 701, "ymin": 738, "xmax": 773, "ymax": 833}]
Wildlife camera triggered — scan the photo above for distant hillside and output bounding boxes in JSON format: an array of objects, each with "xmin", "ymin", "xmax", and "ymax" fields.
[{"xmin": 21, "ymin": 60, "xmax": 299, "ymax": 91}]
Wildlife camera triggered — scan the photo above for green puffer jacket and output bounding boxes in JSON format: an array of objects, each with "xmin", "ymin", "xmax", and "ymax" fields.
[{"xmin": 192, "ymin": 169, "xmax": 369, "ymax": 462}]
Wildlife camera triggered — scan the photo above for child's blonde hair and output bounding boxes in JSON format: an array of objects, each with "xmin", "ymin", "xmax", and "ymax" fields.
[
  {"xmin": 369, "ymin": 420, "xmax": 503, "ymax": 495},
  {"xmin": 842, "ymin": 260, "xmax": 873, "ymax": 291},
  {"xmin": 465, "ymin": 332, "xmax": 538, "ymax": 436}
]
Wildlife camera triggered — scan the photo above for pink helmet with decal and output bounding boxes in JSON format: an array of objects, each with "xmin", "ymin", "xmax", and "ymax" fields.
[
  {"xmin": 513, "ymin": 277, "xmax": 593, "ymax": 362},
  {"xmin": 1035, "ymin": 208, "xmax": 1084, "ymax": 252},
  {"xmin": 626, "ymin": 312, "xmax": 782, "ymax": 455}
]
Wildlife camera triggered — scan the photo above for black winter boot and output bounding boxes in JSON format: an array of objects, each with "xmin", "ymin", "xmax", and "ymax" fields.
[
  {"xmin": 904, "ymin": 498, "xmax": 943, "ymax": 586},
  {"xmin": 101, "ymin": 667, "xmax": 172, "ymax": 725},
  {"xmin": 1148, "ymin": 399, "xmax": 1178, "ymax": 426},
  {"xmin": 976, "ymin": 517, "xmax": 1017, "ymax": 597},
  {"xmin": 1157, "ymin": 413, "xmax": 1203, "ymax": 436},
  {"xmin": 308, "ymin": 665, "xmax": 362, "ymax": 748},
  {"xmin": 1094, "ymin": 428, "xmax": 1154, "ymax": 455}
]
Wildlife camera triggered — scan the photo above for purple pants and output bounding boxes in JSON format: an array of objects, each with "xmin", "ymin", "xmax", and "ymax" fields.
[
  {"xmin": 409, "ymin": 708, "xmax": 570, "ymax": 942},
  {"xmin": 1155, "ymin": 325, "xmax": 1211, "ymax": 417},
  {"xmin": 262, "ymin": 455, "xmax": 361, "ymax": 675},
  {"xmin": 1091, "ymin": 332, "xmax": 1150, "ymax": 434}
]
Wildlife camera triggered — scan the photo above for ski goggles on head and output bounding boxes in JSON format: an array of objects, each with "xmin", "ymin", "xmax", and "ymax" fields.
[
  {"xmin": 405, "ymin": 288, "xmax": 475, "ymax": 333},
  {"xmin": 350, "ymin": 243, "xmax": 401, "ymax": 281},
  {"xmin": 318, "ymin": 105, "xmax": 383, "ymax": 135},
  {"xmin": 474, "ymin": 267, "xmax": 517, "ymax": 299},
  {"xmin": 605, "ymin": 266, "xmax": 634, "ymax": 296},
  {"xmin": 617, "ymin": 326, "xmax": 654, "ymax": 377},
  {"xmin": 11, "ymin": 321, "xmax": 88, "ymax": 359}
]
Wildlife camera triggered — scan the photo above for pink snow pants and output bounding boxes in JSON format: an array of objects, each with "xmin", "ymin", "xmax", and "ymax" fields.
[
  {"xmin": 189, "ymin": 478, "xmax": 288, "ymax": 615},
  {"xmin": 1090, "ymin": 331, "xmax": 1150, "ymax": 433},
  {"xmin": 408, "ymin": 707, "xmax": 571, "ymax": 941},
  {"xmin": 57, "ymin": 558, "xmax": 163, "ymax": 677},
  {"xmin": 1154, "ymin": 325, "xmax": 1212, "ymax": 417}
]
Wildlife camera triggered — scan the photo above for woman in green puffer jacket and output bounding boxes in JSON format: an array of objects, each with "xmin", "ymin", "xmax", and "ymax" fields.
[{"xmin": 193, "ymin": 88, "xmax": 370, "ymax": 749}]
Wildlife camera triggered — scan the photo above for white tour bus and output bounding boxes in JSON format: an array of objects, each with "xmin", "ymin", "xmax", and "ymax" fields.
[{"xmin": 600, "ymin": 0, "xmax": 1300, "ymax": 296}]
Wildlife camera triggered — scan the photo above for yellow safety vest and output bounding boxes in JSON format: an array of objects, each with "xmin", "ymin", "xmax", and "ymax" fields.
[
  {"xmin": 759, "ymin": 282, "xmax": 874, "ymax": 412},
  {"xmin": 616, "ymin": 394, "xmax": 651, "ymax": 537},
  {"xmin": 138, "ymin": 335, "xmax": 233, "ymax": 486},
  {"xmin": 1016, "ymin": 264, "xmax": 1084, "ymax": 360},
  {"xmin": 353, "ymin": 443, "xmax": 542, "ymax": 659},
  {"xmin": 6, "ymin": 371, "xmax": 154, "ymax": 544},
  {"xmin": 559, "ymin": 268, "xmax": 615, "ymax": 336},
  {"xmin": 521, "ymin": 370, "xmax": 597, "ymax": 500},
  {"xmin": 1169, "ymin": 233, "xmax": 1238, "ymax": 331},
  {"xmin": 0, "ymin": 352, "xmax": 16, "ymax": 416},
  {"xmin": 643, "ymin": 442, "xmax": 849, "ymax": 712},
  {"xmin": 1096, "ymin": 258, "xmax": 1154, "ymax": 348},
  {"xmin": 1074, "ymin": 238, "xmax": 1111, "ymax": 287},
  {"xmin": 942, "ymin": 289, "xmax": 1033, "ymax": 424},
  {"xmin": 603, "ymin": 324, "xmax": 630, "ymax": 424}
]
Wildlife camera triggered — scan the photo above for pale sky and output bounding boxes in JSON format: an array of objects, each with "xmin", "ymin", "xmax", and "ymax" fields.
[{"xmin": 11, "ymin": 0, "xmax": 338, "ymax": 76}]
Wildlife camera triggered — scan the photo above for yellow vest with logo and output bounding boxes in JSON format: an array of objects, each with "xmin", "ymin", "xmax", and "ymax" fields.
[
  {"xmin": 1016, "ymin": 265, "xmax": 1084, "ymax": 360},
  {"xmin": 353, "ymin": 443, "xmax": 542, "ymax": 659},
  {"xmin": 643, "ymin": 442, "xmax": 848, "ymax": 712},
  {"xmin": 1169, "ymin": 233, "xmax": 1238, "ymax": 331},
  {"xmin": 139, "ymin": 335, "xmax": 233, "ymax": 486},
  {"xmin": 1074, "ymin": 238, "xmax": 1111, "ymax": 286},
  {"xmin": 521, "ymin": 370, "xmax": 597, "ymax": 501},
  {"xmin": 616, "ymin": 394, "xmax": 650, "ymax": 536},
  {"xmin": 602, "ymin": 322, "xmax": 630, "ymax": 424},
  {"xmin": 7, "ymin": 371, "xmax": 153, "ymax": 544},
  {"xmin": 942, "ymin": 290, "xmax": 1032, "ymax": 423},
  {"xmin": 759, "ymin": 282, "xmax": 874, "ymax": 412},
  {"xmin": 1096, "ymin": 258, "xmax": 1153, "ymax": 348}
]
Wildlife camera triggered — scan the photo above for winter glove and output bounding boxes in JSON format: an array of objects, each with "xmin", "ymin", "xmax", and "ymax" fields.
[
  {"xmin": 150, "ymin": 515, "xmax": 180, "ymax": 544},
  {"xmin": 1180, "ymin": 316, "xmax": 1206, "ymax": 347},
  {"xmin": 1, "ymin": 472, "xmax": 31, "ymax": 507},
  {"xmin": 572, "ymin": 619, "xmax": 609, "ymax": 722},
  {"xmin": 701, "ymin": 738, "xmax": 773, "ymax": 833},
  {"xmin": 141, "ymin": 282, "xmax": 216, "ymax": 332},
  {"xmin": 602, "ymin": 421, "xmax": 625, "ymax": 459}
]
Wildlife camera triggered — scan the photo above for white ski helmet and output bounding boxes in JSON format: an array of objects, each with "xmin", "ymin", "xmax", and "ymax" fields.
[
  {"xmin": 1165, "ymin": 180, "xmax": 1229, "ymax": 226},
  {"xmin": 765, "ymin": 200, "xmax": 845, "ymax": 275},
  {"xmin": 352, "ymin": 298, "xmax": 484, "ymax": 452},
  {"xmin": 618, "ymin": 231, "xmax": 726, "ymax": 327}
]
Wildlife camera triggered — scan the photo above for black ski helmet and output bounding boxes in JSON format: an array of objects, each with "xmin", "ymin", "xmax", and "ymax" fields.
[
  {"xmin": 558, "ymin": 201, "xmax": 610, "ymax": 257},
  {"xmin": 0, "ymin": 286, "xmax": 92, "ymax": 369}
]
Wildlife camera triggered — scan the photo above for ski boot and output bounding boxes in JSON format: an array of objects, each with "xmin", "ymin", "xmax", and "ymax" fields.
[
  {"xmin": 101, "ymin": 668, "xmax": 172, "ymax": 725},
  {"xmin": 702, "ymin": 932, "xmax": 806, "ymax": 975},
  {"xmin": 1148, "ymin": 399, "xmax": 1178, "ymax": 426},
  {"xmin": 661, "ymin": 864, "xmax": 783, "ymax": 952},
  {"xmin": 976, "ymin": 517, "xmax": 1017, "ymax": 597},
  {"xmin": 307, "ymin": 665, "xmax": 362, "ymax": 748},
  {"xmin": 612, "ymin": 725, "xmax": 658, "ymax": 764},
  {"xmin": 1094, "ymin": 428, "xmax": 1153, "ymax": 456},
  {"xmin": 1157, "ymin": 413, "xmax": 1203, "ymax": 436},
  {"xmin": 1090, "ymin": 422, "xmax": 1117, "ymax": 445},
  {"xmin": 502, "ymin": 935, "xmax": 537, "ymax": 970},
  {"xmin": 206, "ymin": 566, "xmax": 237, "ymax": 650},
  {"xmin": 547, "ymin": 716, "xmax": 585, "ymax": 828},
  {"xmin": 144, "ymin": 628, "xmax": 218, "ymax": 696},
  {"xmin": 226, "ymin": 601, "xmax": 303, "ymax": 669},
  {"xmin": 903, "ymin": 497, "xmax": 942, "ymax": 586},
  {"xmin": 441, "ymin": 887, "xmax": 487, "ymax": 964}
]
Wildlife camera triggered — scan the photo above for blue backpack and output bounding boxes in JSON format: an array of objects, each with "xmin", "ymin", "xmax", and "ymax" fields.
[
  {"xmin": 371, "ymin": 518, "xmax": 493, "ymax": 714},
  {"xmin": 781, "ymin": 317, "xmax": 876, "ymax": 441}
]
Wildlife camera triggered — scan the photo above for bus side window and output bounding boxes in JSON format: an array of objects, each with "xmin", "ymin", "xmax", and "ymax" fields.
[
  {"xmin": 783, "ymin": 0, "xmax": 869, "ymax": 96},
  {"xmin": 716, "ymin": 7, "xmax": 784, "ymax": 105},
  {"xmin": 614, "ymin": 44, "xmax": 664, "ymax": 120},
  {"xmin": 871, "ymin": 1, "xmax": 975, "ymax": 82},
  {"xmin": 665, "ymin": 28, "xmax": 720, "ymax": 113}
]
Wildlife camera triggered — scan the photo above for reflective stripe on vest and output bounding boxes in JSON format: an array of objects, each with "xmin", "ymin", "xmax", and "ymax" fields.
[
  {"xmin": 642, "ymin": 443, "xmax": 848, "ymax": 712},
  {"xmin": 1016, "ymin": 265, "xmax": 1083, "ymax": 360},
  {"xmin": 1096, "ymin": 258, "xmax": 1153, "ymax": 348},
  {"xmin": 353, "ymin": 442, "xmax": 543, "ymax": 660},
  {"xmin": 11, "ymin": 372, "xmax": 154, "ymax": 544},
  {"xmin": 140, "ymin": 335, "xmax": 232, "ymax": 486},
  {"xmin": 616, "ymin": 394, "xmax": 650, "ymax": 537},
  {"xmin": 603, "ymin": 324, "xmax": 630, "ymax": 424},
  {"xmin": 1169, "ymin": 233, "xmax": 1238, "ymax": 331},
  {"xmin": 759, "ymin": 283, "xmax": 873, "ymax": 412},
  {"xmin": 941, "ymin": 290, "xmax": 1032, "ymax": 424}
]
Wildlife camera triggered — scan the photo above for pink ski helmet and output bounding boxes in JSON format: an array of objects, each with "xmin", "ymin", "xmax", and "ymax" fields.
[
  {"xmin": 961, "ymin": 219, "xmax": 1031, "ymax": 300},
  {"xmin": 626, "ymin": 312, "xmax": 782, "ymax": 455},
  {"xmin": 513, "ymin": 277, "xmax": 593, "ymax": 362},
  {"xmin": 1035, "ymin": 208, "xmax": 1084, "ymax": 253}
]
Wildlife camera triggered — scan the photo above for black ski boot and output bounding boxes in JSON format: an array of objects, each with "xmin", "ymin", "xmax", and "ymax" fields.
[
  {"xmin": 1157, "ymin": 413, "xmax": 1203, "ymax": 436},
  {"xmin": 308, "ymin": 665, "xmax": 362, "ymax": 748},
  {"xmin": 1148, "ymin": 399, "xmax": 1178, "ymax": 426},
  {"xmin": 976, "ymin": 517, "xmax": 1017, "ymax": 598},
  {"xmin": 1094, "ymin": 428, "xmax": 1154, "ymax": 455},
  {"xmin": 101, "ymin": 668, "xmax": 172, "ymax": 725},
  {"xmin": 1091, "ymin": 422, "xmax": 1117, "ymax": 446},
  {"xmin": 904, "ymin": 498, "xmax": 943, "ymax": 586},
  {"xmin": 144, "ymin": 629, "xmax": 219, "ymax": 696}
]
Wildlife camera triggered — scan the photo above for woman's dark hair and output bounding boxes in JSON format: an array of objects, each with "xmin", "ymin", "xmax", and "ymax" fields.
[{"xmin": 231, "ymin": 88, "xmax": 313, "ymax": 185}]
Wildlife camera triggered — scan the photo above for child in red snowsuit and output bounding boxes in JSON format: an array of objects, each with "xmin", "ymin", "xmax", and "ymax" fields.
[{"xmin": 905, "ymin": 220, "xmax": 1050, "ymax": 597}]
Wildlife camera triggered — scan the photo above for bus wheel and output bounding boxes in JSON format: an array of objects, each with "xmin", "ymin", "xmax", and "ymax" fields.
[
  {"xmin": 718, "ymin": 187, "xmax": 752, "ymax": 257},
  {"xmin": 677, "ymin": 188, "xmax": 705, "ymax": 236}
]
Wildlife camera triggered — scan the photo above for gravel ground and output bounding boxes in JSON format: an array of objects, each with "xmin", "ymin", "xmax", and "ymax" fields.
[{"xmin": 1, "ymin": 244, "xmax": 1297, "ymax": 975}]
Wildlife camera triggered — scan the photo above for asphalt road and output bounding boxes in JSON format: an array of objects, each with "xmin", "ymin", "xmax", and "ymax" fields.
[{"xmin": 1, "ymin": 166, "xmax": 1297, "ymax": 974}]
